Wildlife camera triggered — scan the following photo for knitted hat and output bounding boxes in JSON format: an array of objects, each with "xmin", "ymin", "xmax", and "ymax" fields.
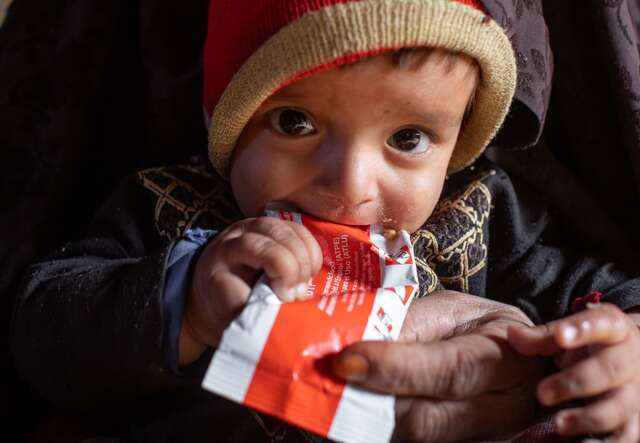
[{"xmin": 204, "ymin": 0, "xmax": 516, "ymax": 177}]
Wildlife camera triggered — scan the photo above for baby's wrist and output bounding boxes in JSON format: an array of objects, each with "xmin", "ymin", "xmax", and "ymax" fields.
[{"xmin": 178, "ymin": 315, "xmax": 208, "ymax": 367}]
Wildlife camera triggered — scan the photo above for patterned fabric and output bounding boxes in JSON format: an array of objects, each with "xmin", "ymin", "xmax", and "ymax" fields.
[
  {"xmin": 413, "ymin": 170, "xmax": 493, "ymax": 293},
  {"xmin": 482, "ymin": 0, "xmax": 552, "ymax": 150}
]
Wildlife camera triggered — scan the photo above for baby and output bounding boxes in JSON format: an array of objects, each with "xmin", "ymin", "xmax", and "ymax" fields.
[
  {"xmin": 12, "ymin": 0, "xmax": 640, "ymax": 441},
  {"xmin": 181, "ymin": 47, "xmax": 483, "ymax": 360}
]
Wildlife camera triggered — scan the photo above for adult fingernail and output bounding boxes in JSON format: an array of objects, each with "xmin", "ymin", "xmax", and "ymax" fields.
[{"xmin": 333, "ymin": 353, "xmax": 369, "ymax": 382}]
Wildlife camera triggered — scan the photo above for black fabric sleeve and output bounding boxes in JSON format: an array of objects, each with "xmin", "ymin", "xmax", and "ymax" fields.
[
  {"xmin": 10, "ymin": 174, "xmax": 190, "ymax": 410},
  {"xmin": 481, "ymin": 164, "xmax": 640, "ymax": 324}
]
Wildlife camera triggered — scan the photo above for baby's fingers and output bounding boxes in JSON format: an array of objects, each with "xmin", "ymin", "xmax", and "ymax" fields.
[
  {"xmin": 225, "ymin": 230, "xmax": 303, "ymax": 301},
  {"xmin": 601, "ymin": 415, "xmax": 640, "ymax": 443},
  {"xmin": 553, "ymin": 384, "xmax": 640, "ymax": 437},
  {"xmin": 539, "ymin": 344, "xmax": 637, "ymax": 405},
  {"xmin": 225, "ymin": 218, "xmax": 321, "ymax": 301},
  {"xmin": 509, "ymin": 304, "xmax": 630, "ymax": 356},
  {"xmin": 552, "ymin": 304, "xmax": 629, "ymax": 349}
]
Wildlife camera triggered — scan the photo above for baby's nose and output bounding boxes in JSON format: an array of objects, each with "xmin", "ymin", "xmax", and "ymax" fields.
[{"xmin": 315, "ymin": 142, "xmax": 380, "ymax": 208}]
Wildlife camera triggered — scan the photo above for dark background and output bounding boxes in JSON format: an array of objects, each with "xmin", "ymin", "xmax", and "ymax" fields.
[{"xmin": 2, "ymin": 0, "xmax": 640, "ymax": 441}]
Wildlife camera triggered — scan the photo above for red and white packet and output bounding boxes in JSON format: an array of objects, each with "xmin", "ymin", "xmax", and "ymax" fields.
[{"xmin": 202, "ymin": 210, "xmax": 419, "ymax": 443}]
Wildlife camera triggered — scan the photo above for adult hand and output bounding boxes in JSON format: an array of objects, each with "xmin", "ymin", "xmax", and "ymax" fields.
[{"xmin": 332, "ymin": 290, "xmax": 546, "ymax": 443}]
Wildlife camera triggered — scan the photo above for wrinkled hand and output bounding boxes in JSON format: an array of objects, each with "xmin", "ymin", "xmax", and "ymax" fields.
[
  {"xmin": 509, "ymin": 303, "xmax": 640, "ymax": 443},
  {"xmin": 332, "ymin": 291, "xmax": 545, "ymax": 443}
]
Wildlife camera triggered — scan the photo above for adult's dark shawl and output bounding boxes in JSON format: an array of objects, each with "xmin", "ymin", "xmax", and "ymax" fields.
[{"xmin": 2, "ymin": 0, "xmax": 640, "ymax": 442}]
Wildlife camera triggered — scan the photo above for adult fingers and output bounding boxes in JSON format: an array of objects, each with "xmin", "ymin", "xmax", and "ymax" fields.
[
  {"xmin": 553, "ymin": 384, "xmax": 640, "ymax": 436},
  {"xmin": 538, "ymin": 344, "xmax": 639, "ymax": 405},
  {"xmin": 400, "ymin": 291, "xmax": 532, "ymax": 343},
  {"xmin": 333, "ymin": 332, "xmax": 532, "ymax": 398},
  {"xmin": 398, "ymin": 293, "xmax": 466, "ymax": 343},
  {"xmin": 393, "ymin": 391, "xmax": 535, "ymax": 443}
]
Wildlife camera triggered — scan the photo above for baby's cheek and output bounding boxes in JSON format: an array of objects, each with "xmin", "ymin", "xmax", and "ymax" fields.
[
  {"xmin": 387, "ymin": 166, "xmax": 447, "ymax": 229},
  {"xmin": 230, "ymin": 157, "xmax": 267, "ymax": 217},
  {"xmin": 386, "ymin": 192, "xmax": 438, "ymax": 233}
]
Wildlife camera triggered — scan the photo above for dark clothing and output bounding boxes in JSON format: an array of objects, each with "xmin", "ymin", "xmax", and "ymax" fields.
[
  {"xmin": 11, "ymin": 156, "xmax": 640, "ymax": 442},
  {"xmin": 5, "ymin": 0, "xmax": 640, "ymax": 441}
]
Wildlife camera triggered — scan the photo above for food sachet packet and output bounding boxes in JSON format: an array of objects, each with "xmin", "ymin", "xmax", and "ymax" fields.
[{"xmin": 202, "ymin": 210, "xmax": 419, "ymax": 443}]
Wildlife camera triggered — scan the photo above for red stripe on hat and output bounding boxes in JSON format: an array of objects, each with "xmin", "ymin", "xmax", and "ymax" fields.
[
  {"xmin": 455, "ymin": 0, "xmax": 484, "ymax": 10},
  {"xmin": 204, "ymin": 0, "xmax": 352, "ymax": 114}
]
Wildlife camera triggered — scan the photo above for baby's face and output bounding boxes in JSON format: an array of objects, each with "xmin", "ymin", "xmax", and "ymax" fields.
[{"xmin": 230, "ymin": 49, "xmax": 478, "ymax": 232}]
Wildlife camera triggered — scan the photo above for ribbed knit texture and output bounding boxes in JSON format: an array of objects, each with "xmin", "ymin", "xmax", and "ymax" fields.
[
  {"xmin": 204, "ymin": 0, "xmax": 483, "ymax": 114},
  {"xmin": 204, "ymin": 0, "xmax": 515, "ymax": 177}
]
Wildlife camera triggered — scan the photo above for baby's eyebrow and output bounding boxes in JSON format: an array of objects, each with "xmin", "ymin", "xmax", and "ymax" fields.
[{"xmin": 412, "ymin": 108, "xmax": 463, "ymax": 128}]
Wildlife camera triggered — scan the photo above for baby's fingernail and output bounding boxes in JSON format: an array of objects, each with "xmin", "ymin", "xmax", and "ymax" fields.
[
  {"xmin": 554, "ymin": 412, "xmax": 570, "ymax": 432},
  {"xmin": 283, "ymin": 286, "xmax": 297, "ymax": 302},
  {"xmin": 295, "ymin": 283, "xmax": 310, "ymax": 300},
  {"xmin": 332, "ymin": 353, "xmax": 369, "ymax": 382},
  {"xmin": 562, "ymin": 325, "xmax": 578, "ymax": 343}
]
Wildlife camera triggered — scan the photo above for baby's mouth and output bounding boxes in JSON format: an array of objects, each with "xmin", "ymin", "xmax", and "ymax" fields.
[{"xmin": 264, "ymin": 201, "xmax": 395, "ymax": 229}]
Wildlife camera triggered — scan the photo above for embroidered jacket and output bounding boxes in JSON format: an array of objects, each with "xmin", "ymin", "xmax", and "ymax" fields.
[{"xmin": 11, "ymin": 157, "xmax": 640, "ymax": 442}]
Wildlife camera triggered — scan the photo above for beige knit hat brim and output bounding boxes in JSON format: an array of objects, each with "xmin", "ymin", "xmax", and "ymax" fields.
[{"xmin": 208, "ymin": 0, "xmax": 516, "ymax": 177}]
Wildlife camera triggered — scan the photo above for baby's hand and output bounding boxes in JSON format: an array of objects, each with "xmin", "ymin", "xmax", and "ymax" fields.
[
  {"xmin": 508, "ymin": 304, "xmax": 640, "ymax": 443},
  {"xmin": 179, "ymin": 217, "xmax": 323, "ymax": 365}
]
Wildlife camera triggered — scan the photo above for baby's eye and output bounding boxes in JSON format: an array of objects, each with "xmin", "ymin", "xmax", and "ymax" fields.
[
  {"xmin": 269, "ymin": 108, "xmax": 316, "ymax": 136},
  {"xmin": 387, "ymin": 128, "xmax": 431, "ymax": 154}
]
